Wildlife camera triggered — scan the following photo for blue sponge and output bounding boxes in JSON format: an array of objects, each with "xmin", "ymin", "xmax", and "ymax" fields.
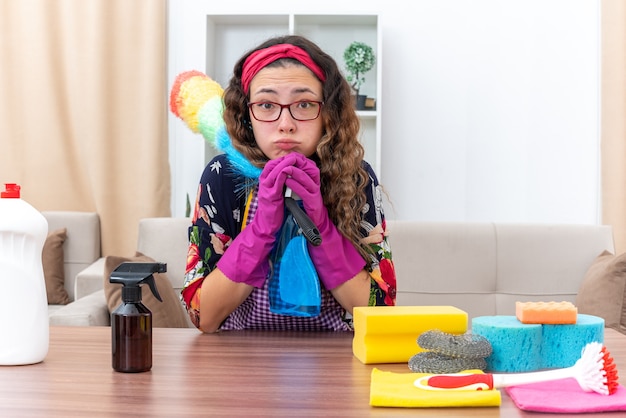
[
  {"xmin": 472, "ymin": 316, "xmax": 542, "ymax": 372},
  {"xmin": 541, "ymin": 314, "xmax": 604, "ymax": 368},
  {"xmin": 472, "ymin": 314, "xmax": 605, "ymax": 372}
]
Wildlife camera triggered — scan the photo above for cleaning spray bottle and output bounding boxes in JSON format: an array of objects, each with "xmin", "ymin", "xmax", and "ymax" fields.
[{"xmin": 109, "ymin": 262, "xmax": 165, "ymax": 373}]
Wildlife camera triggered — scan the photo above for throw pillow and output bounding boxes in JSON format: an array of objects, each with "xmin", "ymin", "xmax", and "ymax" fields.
[
  {"xmin": 42, "ymin": 228, "xmax": 70, "ymax": 305},
  {"xmin": 576, "ymin": 250, "xmax": 626, "ymax": 335},
  {"xmin": 103, "ymin": 252, "xmax": 190, "ymax": 328}
]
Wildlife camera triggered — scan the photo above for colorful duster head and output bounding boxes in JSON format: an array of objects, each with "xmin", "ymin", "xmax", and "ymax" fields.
[
  {"xmin": 169, "ymin": 70, "xmax": 225, "ymax": 146},
  {"xmin": 170, "ymin": 70, "xmax": 262, "ymax": 180}
]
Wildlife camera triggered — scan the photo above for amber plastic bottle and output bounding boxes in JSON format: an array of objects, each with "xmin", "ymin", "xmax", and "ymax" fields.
[{"xmin": 110, "ymin": 262, "xmax": 165, "ymax": 373}]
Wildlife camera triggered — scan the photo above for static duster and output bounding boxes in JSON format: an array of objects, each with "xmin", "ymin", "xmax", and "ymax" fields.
[{"xmin": 170, "ymin": 71, "xmax": 224, "ymax": 144}]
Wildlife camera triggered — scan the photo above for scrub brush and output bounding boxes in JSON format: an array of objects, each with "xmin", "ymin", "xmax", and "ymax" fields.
[{"xmin": 414, "ymin": 341, "xmax": 619, "ymax": 396}]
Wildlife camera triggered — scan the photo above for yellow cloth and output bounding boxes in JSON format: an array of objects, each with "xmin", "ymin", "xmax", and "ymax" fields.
[{"xmin": 370, "ymin": 368, "xmax": 501, "ymax": 408}]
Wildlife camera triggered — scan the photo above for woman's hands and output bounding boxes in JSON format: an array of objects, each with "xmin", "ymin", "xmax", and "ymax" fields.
[
  {"xmin": 253, "ymin": 154, "xmax": 305, "ymax": 237},
  {"xmin": 217, "ymin": 151, "xmax": 365, "ymax": 294},
  {"xmin": 216, "ymin": 154, "xmax": 302, "ymax": 287}
]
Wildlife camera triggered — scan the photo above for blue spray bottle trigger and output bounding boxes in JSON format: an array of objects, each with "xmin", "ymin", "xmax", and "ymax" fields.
[{"xmin": 109, "ymin": 262, "xmax": 166, "ymax": 303}]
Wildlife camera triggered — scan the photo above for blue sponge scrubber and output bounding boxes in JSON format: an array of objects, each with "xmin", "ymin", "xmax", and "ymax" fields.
[
  {"xmin": 472, "ymin": 315, "xmax": 542, "ymax": 372},
  {"xmin": 541, "ymin": 314, "xmax": 604, "ymax": 368},
  {"xmin": 472, "ymin": 314, "xmax": 605, "ymax": 372}
]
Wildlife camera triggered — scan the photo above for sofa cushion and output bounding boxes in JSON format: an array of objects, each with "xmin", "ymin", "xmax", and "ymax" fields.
[
  {"xmin": 576, "ymin": 250, "xmax": 626, "ymax": 334},
  {"xmin": 43, "ymin": 228, "xmax": 70, "ymax": 305},
  {"xmin": 136, "ymin": 217, "xmax": 190, "ymax": 292},
  {"xmin": 42, "ymin": 211, "xmax": 101, "ymax": 302},
  {"xmin": 103, "ymin": 252, "xmax": 189, "ymax": 328}
]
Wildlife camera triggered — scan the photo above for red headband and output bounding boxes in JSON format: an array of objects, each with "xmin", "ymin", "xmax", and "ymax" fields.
[{"xmin": 241, "ymin": 44, "xmax": 326, "ymax": 94}]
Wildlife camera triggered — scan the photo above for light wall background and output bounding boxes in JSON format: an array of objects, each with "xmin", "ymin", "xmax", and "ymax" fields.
[
  {"xmin": 2, "ymin": 0, "xmax": 622, "ymax": 256},
  {"xmin": 168, "ymin": 0, "xmax": 603, "ymax": 229}
]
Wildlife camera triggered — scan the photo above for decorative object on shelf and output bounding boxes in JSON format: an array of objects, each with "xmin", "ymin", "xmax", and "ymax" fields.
[{"xmin": 343, "ymin": 41, "xmax": 376, "ymax": 110}]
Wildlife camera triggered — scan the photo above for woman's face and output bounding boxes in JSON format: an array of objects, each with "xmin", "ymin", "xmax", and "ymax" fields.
[{"xmin": 248, "ymin": 64, "xmax": 324, "ymax": 160}]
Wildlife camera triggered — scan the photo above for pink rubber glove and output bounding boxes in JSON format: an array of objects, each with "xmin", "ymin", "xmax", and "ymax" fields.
[
  {"xmin": 285, "ymin": 154, "xmax": 366, "ymax": 290},
  {"xmin": 217, "ymin": 154, "xmax": 300, "ymax": 287}
]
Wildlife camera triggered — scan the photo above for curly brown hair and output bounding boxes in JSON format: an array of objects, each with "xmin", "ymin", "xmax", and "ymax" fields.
[{"xmin": 222, "ymin": 35, "xmax": 370, "ymax": 258}]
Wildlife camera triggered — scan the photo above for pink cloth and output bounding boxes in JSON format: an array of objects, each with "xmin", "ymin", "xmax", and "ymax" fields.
[{"xmin": 506, "ymin": 378, "xmax": 626, "ymax": 413}]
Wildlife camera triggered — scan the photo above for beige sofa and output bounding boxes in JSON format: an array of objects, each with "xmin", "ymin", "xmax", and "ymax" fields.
[
  {"xmin": 52, "ymin": 217, "xmax": 193, "ymax": 327},
  {"xmin": 388, "ymin": 221, "xmax": 614, "ymax": 318},
  {"xmin": 56, "ymin": 217, "xmax": 617, "ymax": 328},
  {"xmin": 41, "ymin": 211, "xmax": 109, "ymax": 326}
]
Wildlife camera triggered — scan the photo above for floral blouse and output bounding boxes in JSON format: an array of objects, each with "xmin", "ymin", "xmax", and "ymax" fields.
[{"xmin": 181, "ymin": 154, "xmax": 396, "ymax": 331}]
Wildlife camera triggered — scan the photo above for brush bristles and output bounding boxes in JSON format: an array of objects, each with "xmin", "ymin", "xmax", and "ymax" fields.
[{"xmin": 601, "ymin": 346, "xmax": 619, "ymax": 395}]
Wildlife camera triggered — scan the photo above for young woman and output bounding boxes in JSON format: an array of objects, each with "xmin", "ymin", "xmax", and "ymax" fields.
[{"xmin": 181, "ymin": 35, "xmax": 396, "ymax": 332}]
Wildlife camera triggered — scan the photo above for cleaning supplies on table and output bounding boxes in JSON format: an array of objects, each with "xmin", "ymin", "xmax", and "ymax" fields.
[
  {"xmin": 408, "ymin": 329, "xmax": 492, "ymax": 373},
  {"xmin": 516, "ymin": 300, "xmax": 578, "ymax": 324},
  {"xmin": 369, "ymin": 368, "xmax": 501, "ymax": 408},
  {"xmin": 0, "ymin": 183, "xmax": 49, "ymax": 365},
  {"xmin": 109, "ymin": 262, "xmax": 165, "ymax": 373},
  {"xmin": 472, "ymin": 313, "xmax": 604, "ymax": 372},
  {"xmin": 353, "ymin": 306, "xmax": 468, "ymax": 364},
  {"xmin": 416, "ymin": 341, "xmax": 618, "ymax": 396},
  {"xmin": 506, "ymin": 379, "xmax": 626, "ymax": 413}
]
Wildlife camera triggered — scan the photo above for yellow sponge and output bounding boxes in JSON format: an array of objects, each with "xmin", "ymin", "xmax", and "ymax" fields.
[{"xmin": 353, "ymin": 306, "xmax": 468, "ymax": 364}]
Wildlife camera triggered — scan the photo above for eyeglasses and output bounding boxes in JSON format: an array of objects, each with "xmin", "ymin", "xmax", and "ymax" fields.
[{"xmin": 248, "ymin": 100, "xmax": 323, "ymax": 122}]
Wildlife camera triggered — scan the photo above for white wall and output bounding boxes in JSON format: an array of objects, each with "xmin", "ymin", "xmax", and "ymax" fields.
[{"xmin": 168, "ymin": 0, "xmax": 601, "ymax": 224}]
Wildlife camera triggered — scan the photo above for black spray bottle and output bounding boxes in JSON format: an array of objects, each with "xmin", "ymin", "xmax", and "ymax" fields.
[{"xmin": 109, "ymin": 262, "xmax": 166, "ymax": 373}]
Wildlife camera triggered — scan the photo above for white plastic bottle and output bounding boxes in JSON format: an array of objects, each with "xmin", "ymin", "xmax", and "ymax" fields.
[{"xmin": 0, "ymin": 183, "xmax": 49, "ymax": 365}]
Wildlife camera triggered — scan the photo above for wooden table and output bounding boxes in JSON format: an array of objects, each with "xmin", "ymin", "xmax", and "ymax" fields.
[{"xmin": 0, "ymin": 327, "xmax": 624, "ymax": 417}]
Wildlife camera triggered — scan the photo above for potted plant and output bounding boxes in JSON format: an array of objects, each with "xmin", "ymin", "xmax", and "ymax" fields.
[{"xmin": 343, "ymin": 41, "xmax": 376, "ymax": 109}]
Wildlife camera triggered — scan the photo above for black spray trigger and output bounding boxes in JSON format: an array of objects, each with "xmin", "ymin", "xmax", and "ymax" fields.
[
  {"xmin": 143, "ymin": 275, "xmax": 163, "ymax": 303},
  {"xmin": 109, "ymin": 262, "xmax": 166, "ymax": 303}
]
